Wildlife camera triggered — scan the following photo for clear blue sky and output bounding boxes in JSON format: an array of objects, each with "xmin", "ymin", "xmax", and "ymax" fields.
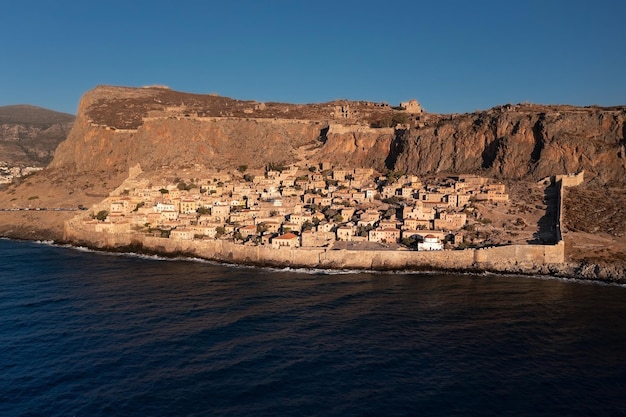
[{"xmin": 1, "ymin": 0, "xmax": 624, "ymax": 115}]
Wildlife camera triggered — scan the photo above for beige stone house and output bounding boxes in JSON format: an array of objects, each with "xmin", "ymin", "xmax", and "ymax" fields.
[
  {"xmin": 170, "ymin": 228, "xmax": 194, "ymax": 240},
  {"xmin": 179, "ymin": 199, "xmax": 198, "ymax": 214},
  {"xmin": 238, "ymin": 224, "xmax": 257, "ymax": 239},
  {"xmin": 336, "ymin": 225, "xmax": 355, "ymax": 241},
  {"xmin": 434, "ymin": 212, "xmax": 467, "ymax": 230},
  {"xmin": 369, "ymin": 227, "xmax": 401, "ymax": 243},
  {"xmin": 211, "ymin": 204, "xmax": 230, "ymax": 222},
  {"xmin": 301, "ymin": 230, "xmax": 334, "ymax": 247},
  {"xmin": 271, "ymin": 232, "xmax": 299, "ymax": 249}
]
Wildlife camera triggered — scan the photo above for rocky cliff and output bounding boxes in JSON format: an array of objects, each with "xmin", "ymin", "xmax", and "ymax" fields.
[
  {"xmin": 50, "ymin": 86, "xmax": 330, "ymax": 174},
  {"xmin": 50, "ymin": 86, "xmax": 626, "ymax": 186},
  {"xmin": 388, "ymin": 105, "xmax": 626, "ymax": 185},
  {"xmin": 0, "ymin": 105, "xmax": 74, "ymax": 167}
]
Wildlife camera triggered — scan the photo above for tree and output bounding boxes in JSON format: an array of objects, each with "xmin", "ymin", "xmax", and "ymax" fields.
[
  {"xmin": 238, "ymin": 165, "xmax": 248, "ymax": 173},
  {"xmin": 159, "ymin": 188, "xmax": 169, "ymax": 194},
  {"xmin": 302, "ymin": 220, "xmax": 314, "ymax": 232},
  {"xmin": 216, "ymin": 226, "xmax": 226, "ymax": 237},
  {"xmin": 323, "ymin": 207, "xmax": 337, "ymax": 221},
  {"xmin": 266, "ymin": 162, "xmax": 286, "ymax": 173},
  {"xmin": 371, "ymin": 112, "xmax": 410, "ymax": 128},
  {"xmin": 401, "ymin": 236, "xmax": 417, "ymax": 248},
  {"xmin": 94, "ymin": 210, "xmax": 108, "ymax": 221},
  {"xmin": 243, "ymin": 174, "xmax": 254, "ymax": 182},
  {"xmin": 177, "ymin": 181, "xmax": 196, "ymax": 191},
  {"xmin": 392, "ymin": 113, "xmax": 409, "ymax": 126},
  {"xmin": 383, "ymin": 208, "xmax": 396, "ymax": 219},
  {"xmin": 382, "ymin": 196, "xmax": 401, "ymax": 205},
  {"xmin": 386, "ymin": 170, "xmax": 404, "ymax": 184},
  {"xmin": 357, "ymin": 224, "xmax": 372, "ymax": 237}
]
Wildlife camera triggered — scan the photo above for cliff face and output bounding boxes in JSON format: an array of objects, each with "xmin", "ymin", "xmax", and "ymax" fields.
[
  {"xmin": 314, "ymin": 125, "xmax": 397, "ymax": 172},
  {"xmin": 388, "ymin": 106, "xmax": 626, "ymax": 184},
  {"xmin": 0, "ymin": 105, "xmax": 74, "ymax": 167},
  {"xmin": 50, "ymin": 86, "xmax": 327, "ymax": 173},
  {"xmin": 50, "ymin": 86, "xmax": 626, "ymax": 185},
  {"xmin": 51, "ymin": 114, "xmax": 326, "ymax": 173}
]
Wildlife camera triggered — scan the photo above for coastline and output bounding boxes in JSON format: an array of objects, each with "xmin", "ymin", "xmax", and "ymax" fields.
[
  {"xmin": 1, "ymin": 213, "xmax": 624, "ymax": 285},
  {"xmin": 62, "ymin": 222, "xmax": 626, "ymax": 284},
  {"xmin": 3, "ymin": 234, "xmax": 625, "ymax": 286}
]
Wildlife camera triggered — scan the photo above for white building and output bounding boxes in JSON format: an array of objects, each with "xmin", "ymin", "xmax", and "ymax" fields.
[{"xmin": 417, "ymin": 234, "xmax": 443, "ymax": 251}]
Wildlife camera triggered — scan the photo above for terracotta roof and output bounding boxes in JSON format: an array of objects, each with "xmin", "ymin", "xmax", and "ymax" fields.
[{"xmin": 275, "ymin": 232, "xmax": 298, "ymax": 240}]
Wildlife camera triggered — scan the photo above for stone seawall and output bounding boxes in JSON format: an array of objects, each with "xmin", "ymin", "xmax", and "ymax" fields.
[{"xmin": 64, "ymin": 223, "xmax": 565, "ymax": 274}]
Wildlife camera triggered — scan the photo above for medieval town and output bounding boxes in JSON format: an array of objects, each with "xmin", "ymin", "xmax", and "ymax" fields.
[{"xmin": 81, "ymin": 162, "xmax": 511, "ymax": 252}]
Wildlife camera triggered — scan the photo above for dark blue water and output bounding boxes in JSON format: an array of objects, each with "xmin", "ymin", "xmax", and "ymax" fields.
[{"xmin": 1, "ymin": 239, "xmax": 626, "ymax": 416}]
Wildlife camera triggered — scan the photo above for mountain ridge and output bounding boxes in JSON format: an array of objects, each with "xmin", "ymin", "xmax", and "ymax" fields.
[
  {"xmin": 0, "ymin": 104, "xmax": 74, "ymax": 125},
  {"xmin": 0, "ymin": 105, "xmax": 75, "ymax": 168}
]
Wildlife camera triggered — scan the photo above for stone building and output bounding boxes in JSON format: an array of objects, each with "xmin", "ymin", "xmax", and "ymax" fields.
[{"xmin": 399, "ymin": 99, "xmax": 423, "ymax": 114}]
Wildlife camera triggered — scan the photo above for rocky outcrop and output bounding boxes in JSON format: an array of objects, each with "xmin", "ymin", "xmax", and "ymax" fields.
[
  {"xmin": 50, "ymin": 86, "xmax": 327, "ymax": 174},
  {"xmin": 51, "ymin": 115, "xmax": 326, "ymax": 174},
  {"xmin": 0, "ymin": 105, "xmax": 74, "ymax": 166},
  {"xmin": 388, "ymin": 106, "xmax": 626, "ymax": 185},
  {"xmin": 49, "ymin": 86, "xmax": 626, "ymax": 186},
  {"xmin": 314, "ymin": 125, "xmax": 396, "ymax": 171}
]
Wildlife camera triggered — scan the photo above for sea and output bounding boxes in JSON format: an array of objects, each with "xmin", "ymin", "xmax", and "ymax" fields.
[{"xmin": 1, "ymin": 239, "xmax": 626, "ymax": 417}]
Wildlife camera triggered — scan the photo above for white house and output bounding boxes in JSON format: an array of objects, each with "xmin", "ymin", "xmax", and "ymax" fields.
[{"xmin": 417, "ymin": 234, "xmax": 443, "ymax": 251}]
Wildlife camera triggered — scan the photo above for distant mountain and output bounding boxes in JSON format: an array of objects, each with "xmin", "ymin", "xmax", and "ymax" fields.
[{"xmin": 0, "ymin": 105, "xmax": 74, "ymax": 167}]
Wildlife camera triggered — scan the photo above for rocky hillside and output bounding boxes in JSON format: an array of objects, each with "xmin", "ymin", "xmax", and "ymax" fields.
[
  {"xmin": 0, "ymin": 105, "xmax": 74, "ymax": 167},
  {"xmin": 388, "ymin": 105, "xmax": 626, "ymax": 185},
  {"xmin": 49, "ymin": 86, "xmax": 626, "ymax": 186}
]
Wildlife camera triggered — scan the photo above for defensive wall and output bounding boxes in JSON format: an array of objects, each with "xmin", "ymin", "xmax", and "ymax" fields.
[
  {"xmin": 64, "ymin": 222, "xmax": 565, "ymax": 274},
  {"xmin": 141, "ymin": 115, "xmax": 327, "ymax": 126},
  {"xmin": 327, "ymin": 124, "xmax": 395, "ymax": 136},
  {"xmin": 555, "ymin": 170, "xmax": 584, "ymax": 242}
]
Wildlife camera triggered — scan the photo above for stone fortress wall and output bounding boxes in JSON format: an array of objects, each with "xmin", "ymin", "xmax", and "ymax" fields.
[
  {"xmin": 64, "ymin": 225, "xmax": 565, "ymax": 274},
  {"xmin": 554, "ymin": 170, "xmax": 584, "ymax": 243}
]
